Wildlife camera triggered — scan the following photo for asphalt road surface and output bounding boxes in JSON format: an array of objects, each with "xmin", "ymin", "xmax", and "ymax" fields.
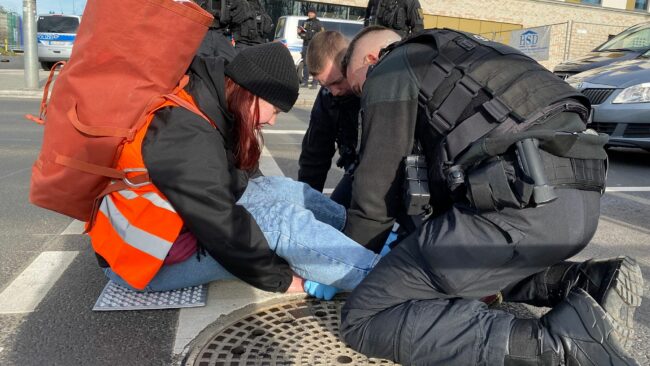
[
  {"xmin": 0, "ymin": 56, "xmax": 25, "ymax": 70},
  {"xmin": 0, "ymin": 97, "xmax": 648, "ymax": 365}
]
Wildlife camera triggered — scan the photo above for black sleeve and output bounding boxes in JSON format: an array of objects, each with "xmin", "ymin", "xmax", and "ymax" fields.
[
  {"xmin": 142, "ymin": 107, "xmax": 292, "ymax": 293},
  {"xmin": 343, "ymin": 60, "xmax": 420, "ymax": 252},
  {"xmin": 298, "ymin": 90, "xmax": 338, "ymax": 192},
  {"xmin": 407, "ymin": 0, "xmax": 424, "ymax": 34}
]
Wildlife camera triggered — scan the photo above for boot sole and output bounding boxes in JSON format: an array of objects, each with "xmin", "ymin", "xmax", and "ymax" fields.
[
  {"xmin": 600, "ymin": 257, "xmax": 644, "ymax": 349},
  {"xmin": 566, "ymin": 288, "xmax": 640, "ymax": 365}
]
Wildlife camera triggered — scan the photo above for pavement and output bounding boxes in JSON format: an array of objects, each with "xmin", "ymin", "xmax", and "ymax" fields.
[
  {"xmin": 0, "ymin": 64, "xmax": 320, "ymax": 106},
  {"xmin": 1, "ymin": 86, "xmax": 649, "ymax": 364}
]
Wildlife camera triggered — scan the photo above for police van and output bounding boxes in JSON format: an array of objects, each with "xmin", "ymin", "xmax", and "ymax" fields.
[
  {"xmin": 37, "ymin": 14, "xmax": 81, "ymax": 70},
  {"xmin": 274, "ymin": 16, "xmax": 363, "ymax": 77}
]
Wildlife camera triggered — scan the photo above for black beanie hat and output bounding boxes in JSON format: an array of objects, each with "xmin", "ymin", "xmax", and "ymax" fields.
[{"xmin": 225, "ymin": 43, "xmax": 300, "ymax": 112}]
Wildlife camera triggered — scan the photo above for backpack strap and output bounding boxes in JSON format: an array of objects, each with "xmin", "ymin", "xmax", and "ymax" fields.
[
  {"xmin": 164, "ymin": 93, "xmax": 213, "ymax": 126},
  {"xmin": 25, "ymin": 61, "xmax": 66, "ymax": 125}
]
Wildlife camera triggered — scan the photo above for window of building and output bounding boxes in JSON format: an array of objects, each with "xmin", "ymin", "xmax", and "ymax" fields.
[{"xmin": 635, "ymin": 0, "xmax": 648, "ymax": 11}]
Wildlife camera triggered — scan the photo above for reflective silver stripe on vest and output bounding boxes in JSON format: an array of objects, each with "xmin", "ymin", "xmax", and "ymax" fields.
[
  {"xmin": 99, "ymin": 196, "xmax": 172, "ymax": 261},
  {"xmin": 117, "ymin": 190, "xmax": 176, "ymax": 213}
]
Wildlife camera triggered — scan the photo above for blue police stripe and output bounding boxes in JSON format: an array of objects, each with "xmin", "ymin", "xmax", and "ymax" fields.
[{"xmin": 37, "ymin": 33, "xmax": 76, "ymax": 42}]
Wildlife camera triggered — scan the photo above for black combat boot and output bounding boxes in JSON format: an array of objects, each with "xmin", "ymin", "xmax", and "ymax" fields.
[
  {"xmin": 539, "ymin": 257, "xmax": 643, "ymax": 348},
  {"xmin": 505, "ymin": 288, "xmax": 639, "ymax": 366}
]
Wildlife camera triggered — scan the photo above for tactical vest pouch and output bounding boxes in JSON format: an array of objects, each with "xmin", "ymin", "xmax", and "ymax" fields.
[
  {"xmin": 404, "ymin": 155, "xmax": 431, "ymax": 216},
  {"xmin": 467, "ymin": 158, "xmax": 523, "ymax": 212}
]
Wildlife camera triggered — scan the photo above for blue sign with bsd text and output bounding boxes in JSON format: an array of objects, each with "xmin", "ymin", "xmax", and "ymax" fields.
[
  {"xmin": 510, "ymin": 26, "xmax": 551, "ymax": 61},
  {"xmin": 520, "ymin": 30, "xmax": 539, "ymax": 47}
]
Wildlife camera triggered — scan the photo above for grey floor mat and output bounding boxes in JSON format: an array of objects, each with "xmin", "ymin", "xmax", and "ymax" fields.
[{"xmin": 93, "ymin": 281, "xmax": 207, "ymax": 311}]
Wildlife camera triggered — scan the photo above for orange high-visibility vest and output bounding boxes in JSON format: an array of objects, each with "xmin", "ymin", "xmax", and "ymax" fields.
[{"xmin": 88, "ymin": 87, "xmax": 212, "ymax": 290}]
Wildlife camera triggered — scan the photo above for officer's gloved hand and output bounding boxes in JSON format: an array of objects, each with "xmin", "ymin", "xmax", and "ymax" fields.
[{"xmin": 303, "ymin": 280, "xmax": 340, "ymax": 300}]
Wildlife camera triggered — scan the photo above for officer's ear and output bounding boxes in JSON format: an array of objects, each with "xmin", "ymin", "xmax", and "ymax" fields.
[{"xmin": 363, "ymin": 53, "xmax": 379, "ymax": 66}]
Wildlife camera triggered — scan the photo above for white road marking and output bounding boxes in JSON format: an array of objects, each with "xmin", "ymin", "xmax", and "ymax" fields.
[
  {"xmin": 606, "ymin": 186, "xmax": 650, "ymax": 192},
  {"xmin": 263, "ymin": 129, "xmax": 305, "ymax": 135},
  {"xmin": 0, "ymin": 167, "xmax": 29, "ymax": 181},
  {"xmin": 608, "ymin": 192, "xmax": 650, "ymax": 207},
  {"xmin": 60, "ymin": 220, "xmax": 86, "ymax": 235},
  {"xmin": 0, "ymin": 251, "xmax": 79, "ymax": 314},
  {"xmin": 0, "ymin": 94, "xmax": 42, "ymax": 100},
  {"xmin": 259, "ymin": 146, "xmax": 285, "ymax": 177}
]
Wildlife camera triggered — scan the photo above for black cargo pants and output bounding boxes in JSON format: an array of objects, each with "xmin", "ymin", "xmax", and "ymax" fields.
[{"xmin": 340, "ymin": 188, "xmax": 601, "ymax": 365}]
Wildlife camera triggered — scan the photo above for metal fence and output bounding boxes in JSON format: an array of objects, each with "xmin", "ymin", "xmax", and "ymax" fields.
[{"xmin": 480, "ymin": 21, "xmax": 628, "ymax": 71}]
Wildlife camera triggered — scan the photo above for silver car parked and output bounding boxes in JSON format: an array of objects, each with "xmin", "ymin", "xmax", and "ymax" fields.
[{"xmin": 567, "ymin": 53, "xmax": 650, "ymax": 151}]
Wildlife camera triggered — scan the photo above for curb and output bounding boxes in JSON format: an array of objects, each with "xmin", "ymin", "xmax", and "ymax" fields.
[{"xmin": 0, "ymin": 89, "xmax": 43, "ymax": 98}]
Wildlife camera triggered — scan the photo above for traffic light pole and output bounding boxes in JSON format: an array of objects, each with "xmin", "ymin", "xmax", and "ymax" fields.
[{"xmin": 23, "ymin": 0, "xmax": 39, "ymax": 90}]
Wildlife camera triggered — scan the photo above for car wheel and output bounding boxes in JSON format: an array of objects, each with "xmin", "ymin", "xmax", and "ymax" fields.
[{"xmin": 41, "ymin": 62, "xmax": 55, "ymax": 71}]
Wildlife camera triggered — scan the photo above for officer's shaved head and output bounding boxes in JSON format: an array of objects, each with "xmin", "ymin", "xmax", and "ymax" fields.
[{"xmin": 342, "ymin": 26, "xmax": 401, "ymax": 96}]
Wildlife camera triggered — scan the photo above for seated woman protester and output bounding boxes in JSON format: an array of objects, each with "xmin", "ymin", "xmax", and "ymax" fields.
[{"xmin": 89, "ymin": 43, "xmax": 381, "ymax": 295}]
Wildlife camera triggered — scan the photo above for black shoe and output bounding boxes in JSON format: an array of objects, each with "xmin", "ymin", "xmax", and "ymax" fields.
[
  {"xmin": 300, "ymin": 82, "xmax": 309, "ymax": 88},
  {"xmin": 550, "ymin": 257, "xmax": 643, "ymax": 348},
  {"xmin": 505, "ymin": 288, "xmax": 639, "ymax": 366}
]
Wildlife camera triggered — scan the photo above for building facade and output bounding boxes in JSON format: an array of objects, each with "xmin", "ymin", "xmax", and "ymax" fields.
[
  {"xmin": 268, "ymin": 0, "xmax": 650, "ymax": 69},
  {"xmin": 0, "ymin": 7, "xmax": 22, "ymax": 53}
]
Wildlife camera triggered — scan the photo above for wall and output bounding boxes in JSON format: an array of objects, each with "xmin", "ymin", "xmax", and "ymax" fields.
[{"xmin": 310, "ymin": 0, "xmax": 649, "ymax": 69}]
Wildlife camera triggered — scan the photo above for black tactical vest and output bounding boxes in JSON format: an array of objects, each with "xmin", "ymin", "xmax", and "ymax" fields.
[
  {"xmin": 376, "ymin": 0, "xmax": 407, "ymax": 31},
  {"xmin": 377, "ymin": 29, "xmax": 606, "ymax": 214}
]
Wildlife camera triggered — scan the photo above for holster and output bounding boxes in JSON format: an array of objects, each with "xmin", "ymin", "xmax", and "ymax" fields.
[
  {"xmin": 465, "ymin": 152, "xmax": 607, "ymax": 212},
  {"xmin": 403, "ymin": 155, "xmax": 432, "ymax": 216}
]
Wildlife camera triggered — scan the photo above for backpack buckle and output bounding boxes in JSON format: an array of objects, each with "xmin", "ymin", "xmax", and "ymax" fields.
[{"xmin": 123, "ymin": 168, "xmax": 151, "ymax": 188}]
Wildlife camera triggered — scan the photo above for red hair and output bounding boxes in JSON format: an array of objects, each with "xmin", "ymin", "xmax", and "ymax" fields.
[{"xmin": 225, "ymin": 77, "xmax": 264, "ymax": 170}]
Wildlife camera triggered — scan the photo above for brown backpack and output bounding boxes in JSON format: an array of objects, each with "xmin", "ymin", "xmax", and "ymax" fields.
[{"xmin": 27, "ymin": 0, "xmax": 213, "ymax": 224}]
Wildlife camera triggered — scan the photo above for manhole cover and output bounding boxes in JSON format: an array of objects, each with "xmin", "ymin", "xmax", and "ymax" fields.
[{"xmin": 186, "ymin": 297, "xmax": 397, "ymax": 366}]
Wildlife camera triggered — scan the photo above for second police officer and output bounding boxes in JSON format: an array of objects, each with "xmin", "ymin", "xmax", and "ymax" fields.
[
  {"xmin": 298, "ymin": 31, "xmax": 360, "ymax": 209},
  {"xmin": 364, "ymin": 0, "xmax": 424, "ymax": 37}
]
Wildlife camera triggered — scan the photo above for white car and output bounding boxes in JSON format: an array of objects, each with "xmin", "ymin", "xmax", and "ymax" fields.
[{"xmin": 37, "ymin": 14, "xmax": 81, "ymax": 70}]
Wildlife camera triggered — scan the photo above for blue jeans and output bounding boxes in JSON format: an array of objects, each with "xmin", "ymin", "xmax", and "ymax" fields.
[{"xmin": 104, "ymin": 176, "xmax": 381, "ymax": 292}]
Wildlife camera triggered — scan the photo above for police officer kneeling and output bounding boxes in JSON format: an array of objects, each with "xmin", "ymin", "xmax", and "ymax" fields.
[{"xmin": 339, "ymin": 26, "xmax": 643, "ymax": 366}]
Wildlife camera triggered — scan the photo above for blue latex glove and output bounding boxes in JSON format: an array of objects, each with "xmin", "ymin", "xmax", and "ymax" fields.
[
  {"xmin": 380, "ymin": 231, "xmax": 398, "ymax": 256},
  {"xmin": 303, "ymin": 280, "xmax": 340, "ymax": 300}
]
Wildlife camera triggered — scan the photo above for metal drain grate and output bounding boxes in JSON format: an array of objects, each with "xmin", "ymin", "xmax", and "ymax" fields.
[{"xmin": 188, "ymin": 297, "xmax": 396, "ymax": 366}]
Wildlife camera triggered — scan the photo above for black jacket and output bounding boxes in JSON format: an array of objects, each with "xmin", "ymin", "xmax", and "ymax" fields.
[
  {"xmin": 345, "ymin": 34, "xmax": 592, "ymax": 252},
  {"xmin": 141, "ymin": 56, "xmax": 293, "ymax": 293},
  {"xmin": 344, "ymin": 42, "xmax": 439, "ymax": 252},
  {"xmin": 298, "ymin": 88, "xmax": 360, "ymax": 192},
  {"xmin": 299, "ymin": 18, "xmax": 324, "ymax": 47}
]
